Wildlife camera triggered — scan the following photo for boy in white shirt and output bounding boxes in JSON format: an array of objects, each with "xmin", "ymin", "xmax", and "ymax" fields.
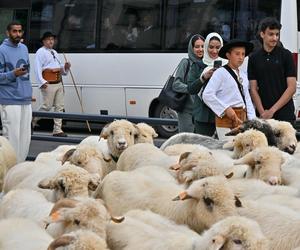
[{"xmin": 202, "ymin": 39, "xmax": 256, "ymax": 140}]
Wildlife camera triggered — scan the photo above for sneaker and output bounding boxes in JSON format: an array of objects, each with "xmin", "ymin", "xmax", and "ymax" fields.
[{"xmin": 53, "ymin": 132, "xmax": 68, "ymax": 137}]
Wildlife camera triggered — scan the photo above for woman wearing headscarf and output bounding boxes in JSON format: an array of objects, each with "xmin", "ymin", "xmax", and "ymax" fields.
[
  {"xmin": 172, "ymin": 34, "xmax": 205, "ymax": 132},
  {"xmin": 187, "ymin": 32, "xmax": 227, "ymax": 136}
]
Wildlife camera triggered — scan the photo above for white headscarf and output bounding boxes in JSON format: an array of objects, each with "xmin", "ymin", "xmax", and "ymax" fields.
[
  {"xmin": 203, "ymin": 32, "xmax": 227, "ymax": 67},
  {"xmin": 201, "ymin": 32, "xmax": 228, "ymax": 78}
]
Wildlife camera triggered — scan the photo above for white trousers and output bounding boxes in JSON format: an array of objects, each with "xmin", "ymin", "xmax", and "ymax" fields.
[
  {"xmin": 33, "ymin": 83, "xmax": 65, "ymax": 134},
  {"xmin": 0, "ymin": 104, "xmax": 32, "ymax": 162}
]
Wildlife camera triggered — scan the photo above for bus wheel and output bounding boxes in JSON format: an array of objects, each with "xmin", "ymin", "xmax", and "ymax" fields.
[{"xmin": 153, "ymin": 102, "xmax": 178, "ymax": 138}]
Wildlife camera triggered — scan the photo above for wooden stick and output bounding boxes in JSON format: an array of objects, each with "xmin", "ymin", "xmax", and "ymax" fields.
[{"xmin": 63, "ymin": 53, "xmax": 91, "ymax": 132}]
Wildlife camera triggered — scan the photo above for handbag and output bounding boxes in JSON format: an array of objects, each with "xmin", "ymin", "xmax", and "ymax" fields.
[{"xmin": 158, "ymin": 59, "xmax": 190, "ymax": 112}]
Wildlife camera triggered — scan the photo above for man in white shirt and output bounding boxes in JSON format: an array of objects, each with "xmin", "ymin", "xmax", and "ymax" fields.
[
  {"xmin": 33, "ymin": 32, "xmax": 71, "ymax": 137},
  {"xmin": 202, "ymin": 39, "xmax": 256, "ymax": 140}
]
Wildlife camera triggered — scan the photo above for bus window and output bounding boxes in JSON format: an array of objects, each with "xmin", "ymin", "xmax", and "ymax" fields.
[
  {"xmin": 165, "ymin": 0, "xmax": 234, "ymax": 50},
  {"xmin": 29, "ymin": 0, "xmax": 97, "ymax": 52},
  {"xmin": 0, "ymin": 9, "xmax": 29, "ymax": 44},
  {"xmin": 234, "ymin": 0, "xmax": 281, "ymax": 51},
  {"xmin": 100, "ymin": 0, "xmax": 162, "ymax": 50}
]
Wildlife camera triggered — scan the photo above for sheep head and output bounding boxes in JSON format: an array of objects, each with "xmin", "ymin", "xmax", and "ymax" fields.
[
  {"xmin": 172, "ymin": 176, "xmax": 241, "ymax": 230},
  {"xmin": 230, "ymin": 129, "xmax": 268, "ymax": 159},
  {"xmin": 202, "ymin": 216, "xmax": 269, "ymax": 250},
  {"xmin": 234, "ymin": 147, "xmax": 283, "ymax": 185},
  {"xmin": 100, "ymin": 120, "xmax": 138, "ymax": 158},
  {"xmin": 45, "ymin": 198, "xmax": 119, "ymax": 240},
  {"xmin": 47, "ymin": 229, "xmax": 108, "ymax": 250},
  {"xmin": 38, "ymin": 167, "xmax": 101, "ymax": 200},
  {"xmin": 171, "ymin": 149, "xmax": 223, "ymax": 186},
  {"xmin": 62, "ymin": 144, "xmax": 111, "ymax": 179},
  {"xmin": 134, "ymin": 122, "xmax": 158, "ymax": 144},
  {"xmin": 267, "ymin": 119, "xmax": 297, "ymax": 154}
]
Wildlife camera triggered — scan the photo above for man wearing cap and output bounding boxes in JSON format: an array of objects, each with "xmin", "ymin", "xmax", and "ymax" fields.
[
  {"xmin": 33, "ymin": 31, "xmax": 71, "ymax": 137},
  {"xmin": 202, "ymin": 39, "xmax": 256, "ymax": 140},
  {"xmin": 248, "ymin": 17, "xmax": 296, "ymax": 124}
]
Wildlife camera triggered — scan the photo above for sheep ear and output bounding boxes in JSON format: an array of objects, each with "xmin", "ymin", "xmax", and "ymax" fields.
[
  {"xmin": 225, "ymin": 172, "xmax": 234, "ymax": 179},
  {"xmin": 179, "ymin": 152, "xmax": 191, "ymax": 162},
  {"xmin": 169, "ymin": 163, "xmax": 181, "ymax": 171},
  {"xmin": 153, "ymin": 131, "xmax": 158, "ymax": 138},
  {"xmin": 225, "ymin": 125, "xmax": 243, "ymax": 136},
  {"xmin": 133, "ymin": 124, "xmax": 139, "ymax": 136},
  {"xmin": 38, "ymin": 178, "xmax": 53, "ymax": 189},
  {"xmin": 61, "ymin": 148, "xmax": 76, "ymax": 165},
  {"xmin": 203, "ymin": 196, "xmax": 214, "ymax": 211},
  {"xmin": 223, "ymin": 139, "xmax": 235, "ymax": 149},
  {"xmin": 100, "ymin": 123, "xmax": 110, "ymax": 139},
  {"xmin": 47, "ymin": 235, "xmax": 75, "ymax": 250},
  {"xmin": 88, "ymin": 176, "xmax": 101, "ymax": 191},
  {"xmin": 234, "ymin": 196, "xmax": 243, "ymax": 207},
  {"xmin": 111, "ymin": 216, "xmax": 125, "ymax": 223},
  {"xmin": 234, "ymin": 151, "xmax": 255, "ymax": 166},
  {"xmin": 211, "ymin": 234, "xmax": 226, "ymax": 250},
  {"xmin": 172, "ymin": 191, "xmax": 193, "ymax": 201}
]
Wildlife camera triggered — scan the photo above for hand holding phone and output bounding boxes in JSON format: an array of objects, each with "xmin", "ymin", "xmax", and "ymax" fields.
[
  {"xmin": 22, "ymin": 64, "xmax": 29, "ymax": 71},
  {"xmin": 213, "ymin": 60, "xmax": 222, "ymax": 69}
]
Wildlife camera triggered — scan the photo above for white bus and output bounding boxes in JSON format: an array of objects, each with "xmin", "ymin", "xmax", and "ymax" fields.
[{"xmin": 0, "ymin": 0, "xmax": 299, "ymax": 136}]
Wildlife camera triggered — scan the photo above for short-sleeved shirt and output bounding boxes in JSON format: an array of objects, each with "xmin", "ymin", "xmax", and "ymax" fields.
[{"xmin": 248, "ymin": 46, "xmax": 296, "ymax": 121}]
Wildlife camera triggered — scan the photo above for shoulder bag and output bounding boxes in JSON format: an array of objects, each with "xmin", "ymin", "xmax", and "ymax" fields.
[{"xmin": 158, "ymin": 59, "xmax": 190, "ymax": 112}]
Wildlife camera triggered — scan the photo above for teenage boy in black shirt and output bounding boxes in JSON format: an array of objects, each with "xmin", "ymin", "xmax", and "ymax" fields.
[{"xmin": 248, "ymin": 17, "xmax": 297, "ymax": 123}]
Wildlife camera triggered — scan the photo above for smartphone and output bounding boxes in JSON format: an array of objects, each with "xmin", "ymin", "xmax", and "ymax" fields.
[
  {"xmin": 213, "ymin": 60, "xmax": 222, "ymax": 69},
  {"xmin": 22, "ymin": 64, "xmax": 29, "ymax": 71}
]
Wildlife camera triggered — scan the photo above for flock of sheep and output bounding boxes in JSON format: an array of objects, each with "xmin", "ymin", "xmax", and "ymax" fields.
[{"xmin": 0, "ymin": 118, "xmax": 300, "ymax": 249}]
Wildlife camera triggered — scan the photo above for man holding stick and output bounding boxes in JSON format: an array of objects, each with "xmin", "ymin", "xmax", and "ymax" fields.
[{"xmin": 33, "ymin": 32, "xmax": 71, "ymax": 137}]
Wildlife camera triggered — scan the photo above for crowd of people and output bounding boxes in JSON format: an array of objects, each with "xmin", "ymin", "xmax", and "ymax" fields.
[{"xmin": 173, "ymin": 17, "xmax": 297, "ymax": 141}]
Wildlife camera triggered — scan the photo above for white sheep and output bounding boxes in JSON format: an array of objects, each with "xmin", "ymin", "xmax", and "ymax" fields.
[
  {"xmin": 101, "ymin": 172, "xmax": 241, "ymax": 233},
  {"xmin": 116, "ymin": 143, "xmax": 178, "ymax": 172},
  {"xmin": 238, "ymin": 198, "xmax": 300, "ymax": 249},
  {"xmin": 258, "ymin": 194, "xmax": 300, "ymax": 213},
  {"xmin": 47, "ymin": 229, "xmax": 109, "ymax": 250},
  {"xmin": 0, "ymin": 189, "xmax": 53, "ymax": 227},
  {"xmin": 222, "ymin": 129, "xmax": 268, "ymax": 159},
  {"xmin": 135, "ymin": 122, "xmax": 158, "ymax": 144},
  {"xmin": 100, "ymin": 119, "xmax": 139, "ymax": 162},
  {"xmin": 227, "ymin": 178, "xmax": 298, "ymax": 200},
  {"xmin": 44, "ymin": 197, "xmax": 124, "ymax": 240},
  {"xmin": 0, "ymin": 136, "xmax": 17, "ymax": 191},
  {"xmin": 107, "ymin": 209, "xmax": 269, "ymax": 250},
  {"xmin": 61, "ymin": 144, "xmax": 114, "ymax": 179},
  {"xmin": 234, "ymin": 146, "xmax": 284, "ymax": 185},
  {"xmin": 0, "ymin": 217, "xmax": 53, "ymax": 250},
  {"xmin": 38, "ymin": 166, "xmax": 101, "ymax": 201},
  {"xmin": 266, "ymin": 119, "xmax": 297, "ymax": 154}
]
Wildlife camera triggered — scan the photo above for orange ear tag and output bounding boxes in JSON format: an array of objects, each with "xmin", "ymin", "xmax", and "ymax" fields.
[{"xmin": 51, "ymin": 211, "xmax": 60, "ymax": 221}]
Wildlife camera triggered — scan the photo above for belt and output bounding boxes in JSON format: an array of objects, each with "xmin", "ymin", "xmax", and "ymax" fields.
[
  {"xmin": 215, "ymin": 107, "xmax": 247, "ymax": 129},
  {"xmin": 42, "ymin": 68, "xmax": 62, "ymax": 84}
]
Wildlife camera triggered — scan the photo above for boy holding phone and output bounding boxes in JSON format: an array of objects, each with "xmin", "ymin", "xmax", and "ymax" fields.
[{"xmin": 202, "ymin": 39, "xmax": 256, "ymax": 140}]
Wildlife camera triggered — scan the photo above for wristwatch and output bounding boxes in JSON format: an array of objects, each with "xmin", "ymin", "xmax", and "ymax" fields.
[{"xmin": 219, "ymin": 111, "xmax": 225, "ymax": 118}]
